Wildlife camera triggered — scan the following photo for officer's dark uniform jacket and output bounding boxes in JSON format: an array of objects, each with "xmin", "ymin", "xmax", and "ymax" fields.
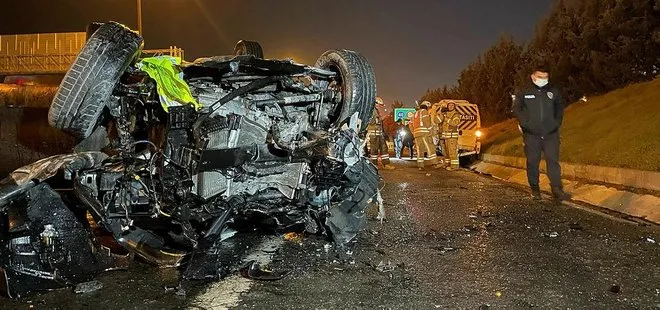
[
  {"xmin": 513, "ymin": 84, "xmax": 565, "ymax": 136},
  {"xmin": 395, "ymin": 124, "xmax": 413, "ymax": 145},
  {"xmin": 513, "ymin": 82, "xmax": 567, "ymax": 192}
]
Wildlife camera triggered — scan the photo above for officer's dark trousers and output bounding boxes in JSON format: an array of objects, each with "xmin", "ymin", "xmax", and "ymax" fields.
[{"xmin": 523, "ymin": 132, "xmax": 562, "ymax": 190}]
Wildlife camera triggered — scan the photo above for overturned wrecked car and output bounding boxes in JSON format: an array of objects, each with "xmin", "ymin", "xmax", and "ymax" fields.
[{"xmin": 0, "ymin": 22, "xmax": 381, "ymax": 298}]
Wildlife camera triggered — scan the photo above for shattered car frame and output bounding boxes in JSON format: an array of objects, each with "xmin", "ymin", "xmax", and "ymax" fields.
[{"xmin": 0, "ymin": 22, "xmax": 380, "ymax": 298}]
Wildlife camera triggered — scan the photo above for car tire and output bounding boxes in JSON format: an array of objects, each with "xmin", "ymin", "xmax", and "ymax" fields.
[
  {"xmin": 315, "ymin": 49, "xmax": 376, "ymax": 133},
  {"xmin": 233, "ymin": 40, "xmax": 264, "ymax": 58},
  {"xmin": 85, "ymin": 22, "xmax": 104, "ymax": 39},
  {"xmin": 48, "ymin": 22, "xmax": 143, "ymax": 139}
]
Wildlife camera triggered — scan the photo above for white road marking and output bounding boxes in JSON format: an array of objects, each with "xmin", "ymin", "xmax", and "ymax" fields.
[{"xmin": 189, "ymin": 236, "xmax": 283, "ymax": 310}]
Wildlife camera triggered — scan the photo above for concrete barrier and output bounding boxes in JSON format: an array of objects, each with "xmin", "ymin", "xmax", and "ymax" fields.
[
  {"xmin": 481, "ymin": 153, "xmax": 660, "ymax": 192},
  {"xmin": 471, "ymin": 161, "xmax": 660, "ymax": 224}
]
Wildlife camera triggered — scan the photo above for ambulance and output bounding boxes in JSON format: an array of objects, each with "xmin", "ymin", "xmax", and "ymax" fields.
[{"xmin": 430, "ymin": 100, "xmax": 483, "ymax": 159}]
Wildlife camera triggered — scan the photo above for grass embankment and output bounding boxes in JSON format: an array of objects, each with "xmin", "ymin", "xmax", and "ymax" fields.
[{"xmin": 482, "ymin": 78, "xmax": 660, "ymax": 172}]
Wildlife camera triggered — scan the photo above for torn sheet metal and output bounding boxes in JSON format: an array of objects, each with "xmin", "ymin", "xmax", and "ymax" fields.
[{"xmin": 8, "ymin": 152, "xmax": 108, "ymax": 186}]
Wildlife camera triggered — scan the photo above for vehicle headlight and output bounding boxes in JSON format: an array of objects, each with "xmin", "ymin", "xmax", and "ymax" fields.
[{"xmin": 475, "ymin": 130, "xmax": 483, "ymax": 138}]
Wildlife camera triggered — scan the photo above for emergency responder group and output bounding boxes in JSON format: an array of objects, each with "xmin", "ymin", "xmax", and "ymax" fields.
[
  {"xmin": 366, "ymin": 97, "xmax": 462, "ymax": 171},
  {"xmin": 410, "ymin": 100, "xmax": 461, "ymax": 170}
]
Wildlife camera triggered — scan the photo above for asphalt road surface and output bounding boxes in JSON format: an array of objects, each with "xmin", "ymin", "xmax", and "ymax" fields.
[{"xmin": 2, "ymin": 160, "xmax": 659, "ymax": 309}]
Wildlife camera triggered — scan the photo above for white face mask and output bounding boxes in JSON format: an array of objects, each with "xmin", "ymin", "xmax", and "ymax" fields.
[{"xmin": 533, "ymin": 78, "xmax": 549, "ymax": 87}]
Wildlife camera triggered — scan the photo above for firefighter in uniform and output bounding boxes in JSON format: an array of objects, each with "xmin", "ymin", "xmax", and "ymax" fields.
[
  {"xmin": 441, "ymin": 101, "xmax": 462, "ymax": 170},
  {"xmin": 367, "ymin": 97, "xmax": 395, "ymax": 169},
  {"xmin": 431, "ymin": 104, "xmax": 445, "ymax": 166},
  {"xmin": 412, "ymin": 101, "xmax": 439, "ymax": 169}
]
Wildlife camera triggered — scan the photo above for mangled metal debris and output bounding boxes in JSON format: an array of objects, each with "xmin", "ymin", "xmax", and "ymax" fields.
[{"xmin": 0, "ymin": 21, "xmax": 381, "ymax": 298}]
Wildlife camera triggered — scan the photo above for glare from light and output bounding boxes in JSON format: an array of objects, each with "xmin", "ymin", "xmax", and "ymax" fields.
[
  {"xmin": 193, "ymin": 0, "xmax": 233, "ymax": 49},
  {"xmin": 475, "ymin": 130, "xmax": 483, "ymax": 138}
]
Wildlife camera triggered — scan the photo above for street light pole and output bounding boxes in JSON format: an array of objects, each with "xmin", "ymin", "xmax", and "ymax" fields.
[{"xmin": 137, "ymin": 0, "xmax": 143, "ymax": 35}]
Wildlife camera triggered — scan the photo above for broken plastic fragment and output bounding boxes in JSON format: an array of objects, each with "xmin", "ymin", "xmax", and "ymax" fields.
[
  {"xmin": 375, "ymin": 261, "xmax": 395, "ymax": 273},
  {"xmin": 376, "ymin": 190, "xmax": 386, "ymax": 222},
  {"xmin": 240, "ymin": 261, "xmax": 288, "ymax": 281},
  {"xmin": 283, "ymin": 232, "xmax": 303, "ymax": 244},
  {"xmin": 437, "ymin": 247, "xmax": 457, "ymax": 255},
  {"xmin": 542, "ymin": 231, "xmax": 559, "ymax": 238},
  {"xmin": 220, "ymin": 227, "xmax": 237, "ymax": 241},
  {"xmin": 609, "ymin": 284, "xmax": 621, "ymax": 294},
  {"xmin": 74, "ymin": 280, "xmax": 103, "ymax": 294}
]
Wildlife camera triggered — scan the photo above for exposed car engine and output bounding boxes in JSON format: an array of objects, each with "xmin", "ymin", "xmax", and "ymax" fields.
[{"xmin": 0, "ymin": 22, "xmax": 381, "ymax": 298}]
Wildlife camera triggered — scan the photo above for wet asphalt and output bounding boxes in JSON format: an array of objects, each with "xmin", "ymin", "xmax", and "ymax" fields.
[{"xmin": 2, "ymin": 159, "xmax": 659, "ymax": 309}]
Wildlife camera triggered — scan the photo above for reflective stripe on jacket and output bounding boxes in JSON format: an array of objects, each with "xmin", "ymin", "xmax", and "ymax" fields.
[{"xmin": 413, "ymin": 109, "xmax": 432, "ymax": 137}]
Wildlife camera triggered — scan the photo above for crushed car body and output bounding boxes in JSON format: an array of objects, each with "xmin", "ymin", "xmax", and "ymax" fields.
[{"xmin": 0, "ymin": 22, "xmax": 380, "ymax": 298}]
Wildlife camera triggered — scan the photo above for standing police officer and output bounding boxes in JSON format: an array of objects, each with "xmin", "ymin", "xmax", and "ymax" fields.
[{"xmin": 513, "ymin": 65, "xmax": 571, "ymax": 201}]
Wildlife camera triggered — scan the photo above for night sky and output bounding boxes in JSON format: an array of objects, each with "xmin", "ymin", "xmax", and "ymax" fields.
[{"xmin": 0, "ymin": 0, "xmax": 555, "ymax": 106}]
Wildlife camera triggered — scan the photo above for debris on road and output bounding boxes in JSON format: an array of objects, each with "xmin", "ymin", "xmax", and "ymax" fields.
[
  {"xmin": 609, "ymin": 284, "xmax": 621, "ymax": 294},
  {"xmin": 375, "ymin": 261, "xmax": 395, "ymax": 273},
  {"xmin": 284, "ymin": 232, "xmax": 304, "ymax": 244},
  {"xmin": 569, "ymin": 222, "xmax": 583, "ymax": 230},
  {"xmin": 645, "ymin": 237, "xmax": 656, "ymax": 244},
  {"xmin": 164, "ymin": 283, "xmax": 186, "ymax": 297},
  {"xmin": 240, "ymin": 260, "xmax": 289, "ymax": 281},
  {"xmin": 73, "ymin": 281, "xmax": 103, "ymax": 294},
  {"xmin": 375, "ymin": 190, "xmax": 386, "ymax": 222},
  {"xmin": 433, "ymin": 246, "xmax": 458, "ymax": 255},
  {"xmin": 367, "ymin": 229, "xmax": 379, "ymax": 236},
  {"xmin": 542, "ymin": 231, "xmax": 560, "ymax": 238}
]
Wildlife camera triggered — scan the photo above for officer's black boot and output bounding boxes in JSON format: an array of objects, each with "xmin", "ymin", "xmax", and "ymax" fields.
[
  {"xmin": 551, "ymin": 187, "xmax": 572, "ymax": 201},
  {"xmin": 531, "ymin": 186, "xmax": 542, "ymax": 201}
]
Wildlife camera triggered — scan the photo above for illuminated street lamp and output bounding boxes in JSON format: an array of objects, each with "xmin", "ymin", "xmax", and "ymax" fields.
[{"xmin": 137, "ymin": 0, "xmax": 143, "ymax": 35}]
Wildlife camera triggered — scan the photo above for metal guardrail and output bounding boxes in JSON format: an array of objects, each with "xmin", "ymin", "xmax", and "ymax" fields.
[
  {"xmin": 0, "ymin": 32, "xmax": 184, "ymax": 76},
  {"xmin": 0, "ymin": 54, "xmax": 79, "ymax": 75},
  {"xmin": 141, "ymin": 47, "xmax": 185, "ymax": 60}
]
